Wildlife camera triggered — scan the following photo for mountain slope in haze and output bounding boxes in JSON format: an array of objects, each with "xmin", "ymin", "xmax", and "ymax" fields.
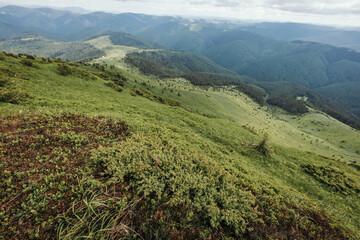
[
  {"xmin": 241, "ymin": 22, "xmax": 360, "ymax": 52},
  {"xmin": 1, "ymin": 51, "xmax": 359, "ymax": 239},
  {"xmin": 0, "ymin": 33, "xmax": 104, "ymax": 61},
  {"xmin": 0, "ymin": 21, "xmax": 29, "ymax": 39},
  {"xmin": 137, "ymin": 22, "xmax": 212, "ymax": 52},
  {"xmin": 0, "ymin": 31, "xmax": 165, "ymax": 62},
  {"xmin": 241, "ymin": 22, "xmax": 335, "ymax": 41},
  {"xmin": 0, "ymin": 5, "xmax": 81, "ymax": 37},
  {"xmin": 0, "ymin": 5, "xmax": 179, "ymax": 40}
]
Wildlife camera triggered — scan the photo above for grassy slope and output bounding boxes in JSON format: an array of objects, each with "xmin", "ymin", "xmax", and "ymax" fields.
[{"xmin": 1, "ymin": 51, "xmax": 360, "ymax": 239}]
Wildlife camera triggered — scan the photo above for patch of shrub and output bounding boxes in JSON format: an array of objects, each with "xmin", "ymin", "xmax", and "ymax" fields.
[
  {"xmin": 25, "ymin": 54, "xmax": 35, "ymax": 60},
  {"xmin": 131, "ymin": 88, "xmax": 181, "ymax": 107},
  {"xmin": 89, "ymin": 134, "xmax": 258, "ymax": 238},
  {"xmin": 92, "ymin": 72, "xmax": 110, "ymax": 80},
  {"xmin": 111, "ymin": 77, "xmax": 125, "ymax": 86},
  {"xmin": 303, "ymin": 164, "xmax": 360, "ymax": 195},
  {"xmin": 114, "ymin": 73, "xmax": 128, "ymax": 82},
  {"xmin": 0, "ymin": 52, "xmax": 5, "ymax": 61},
  {"xmin": 254, "ymin": 133, "xmax": 272, "ymax": 157},
  {"xmin": 84, "ymin": 134, "xmax": 352, "ymax": 239},
  {"xmin": 21, "ymin": 59, "xmax": 33, "ymax": 67},
  {"xmin": 105, "ymin": 81, "xmax": 123, "ymax": 92},
  {"xmin": 0, "ymin": 88, "xmax": 28, "ymax": 104},
  {"xmin": 57, "ymin": 64, "xmax": 72, "ymax": 76},
  {"xmin": 2, "ymin": 52, "xmax": 18, "ymax": 58}
]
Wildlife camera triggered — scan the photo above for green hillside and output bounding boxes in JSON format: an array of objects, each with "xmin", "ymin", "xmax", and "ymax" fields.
[
  {"xmin": 125, "ymin": 50, "xmax": 236, "ymax": 77},
  {"xmin": 1, "ymin": 51, "xmax": 360, "ymax": 239},
  {"xmin": 108, "ymin": 32, "xmax": 164, "ymax": 49}
]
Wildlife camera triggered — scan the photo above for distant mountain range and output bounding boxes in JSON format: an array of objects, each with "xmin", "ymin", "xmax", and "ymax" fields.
[
  {"xmin": 0, "ymin": 5, "xmax": 360, "ymax": 127},
  {"xmin": 241, "ymin": 22, "xmax": 360, "ymax": 52},
  {"xmin": 0, "ymin": 5, "xmax": 179, "ymax": 40},
  {"xmin": 1, "ymin": 5, "xmax": 360, "ymax": 50}
]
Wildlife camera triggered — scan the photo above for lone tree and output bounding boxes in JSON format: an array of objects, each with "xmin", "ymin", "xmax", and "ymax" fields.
[{"xmin": 255, "ymin": 133, "xmax": 272, "ymax": 157}]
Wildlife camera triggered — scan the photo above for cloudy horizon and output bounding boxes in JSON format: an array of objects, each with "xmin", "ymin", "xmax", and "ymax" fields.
[{"xmin": 1, "ymin": 0, "xmax": 360, "ymax": 27}]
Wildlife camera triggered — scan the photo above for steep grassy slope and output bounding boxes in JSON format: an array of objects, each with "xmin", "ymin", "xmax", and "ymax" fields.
[{"xmin": 1, "ymin": 52, "xmax": 360, "ymax": 239}]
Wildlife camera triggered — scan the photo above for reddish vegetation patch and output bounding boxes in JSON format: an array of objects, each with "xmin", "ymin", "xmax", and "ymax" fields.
[{"xmin": 0, "ymin": 113, "xmax": 129, "ymax": 239}]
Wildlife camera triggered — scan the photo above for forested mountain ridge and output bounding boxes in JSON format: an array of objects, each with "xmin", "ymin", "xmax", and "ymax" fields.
[
  {"xmin": 240, "ymin": 22, "xmax": 360, "ymax": 52},
  {"xmin": 137, "ymin": 23, "xmax": 360, "ymax": 121},
  {"xmin": 0, "ymin": 5, "xmax": 179, "ymax": 40}
]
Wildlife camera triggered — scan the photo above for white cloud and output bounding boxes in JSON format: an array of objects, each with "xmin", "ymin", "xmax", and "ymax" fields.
[
  {"xmin": 266, "ymin": 0, "xmax": 360, "ymax": 15},
  {"xmin": 1, "ymin": 0, "xmax": 360, "ymax": 26}
]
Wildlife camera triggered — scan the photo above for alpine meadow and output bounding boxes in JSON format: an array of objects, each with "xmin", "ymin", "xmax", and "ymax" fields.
[{"xmin": 0, "ymin": 3, "xmax": 360, "ymax": 240}]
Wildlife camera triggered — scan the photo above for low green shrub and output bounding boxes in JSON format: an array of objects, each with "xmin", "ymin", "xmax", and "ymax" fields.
[
  {"xmin": 104, "ymin": 81, "xmax": 123, "ymax": 92},
  {"xmin": 111, "ymin": 77, "xmax": 125, "ymax": 86},
  {"xmin": 92, "ymin": 72, "xmax": 110, "ymax": 80},
  {"xmin": 57, "ymin": 64, "xmax": 72, "ymax": 76},
  {"xmin": 303, "ymin": 164, "xmax": 360, "ymax": 195},
  {"xmin": 21, "ymin": 59, "xmax": 33, "ymax": 67},
  {"xmin": 0, "ymin": 88, "xmax": 28, "ymax": 104},
  {"xmin": 85, "ymin": 134, "xmax": 352, "ymax": 239},
  {"xmin": 89, "ymin": 134, "xmax": 258, "ymax": 238},
  {"xmin": 131, "ymin": 88, "xmax": 182, "ymax": 107},
  {"xmin": 26, "ymin": 55, "xmax": 35, "ymax": 60},
  {"xmin": 255, "ymin": 134, "xmax": 272, "ymax": 157}
]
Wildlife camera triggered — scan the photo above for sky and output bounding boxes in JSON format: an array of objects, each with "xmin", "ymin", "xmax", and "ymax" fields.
[{"xmin": 1, "ymin": 0, "xmax": 360, "ymax": 27}]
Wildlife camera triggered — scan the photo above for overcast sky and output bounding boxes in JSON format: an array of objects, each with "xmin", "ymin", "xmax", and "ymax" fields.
[{"xmin": 1, "ymin": 0, "xmax": 360, "ymax": 27}]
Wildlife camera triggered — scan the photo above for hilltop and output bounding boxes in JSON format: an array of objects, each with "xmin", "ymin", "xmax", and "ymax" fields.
[{"xmin": 0, "ymin": 49, "xmax": 359, "ymax": 239}]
